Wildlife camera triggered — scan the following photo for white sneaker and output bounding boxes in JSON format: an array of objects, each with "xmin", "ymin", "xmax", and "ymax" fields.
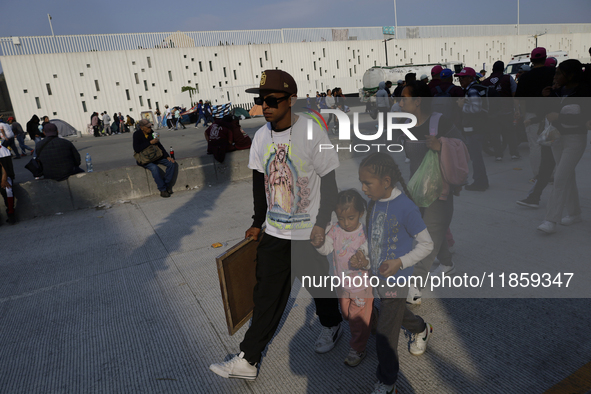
[
  {"xmin": 560, "ymin": 215, "xmax": 582, "ymax": 226},
  {"xmin": 406, "ymin": 285, "xmax": 422, "ymax": 305},
  {"xmin": 372, "ymin": 381, "xmax": 397, "ymax": 394},
  {"xmin": 209, "ymin": 352, "xmax": 257, "ymax": 380},
  {"xmin": 537, "ymin": 221, "xmax": 557, "ymax": 234},
  {"xmin": 344, "ymin": 348, "xmax": 366, "ymax": 367},
  {"xmin": 315, "ymin": 322, "xmax": 342, "ymax": 353},
  {"xmin": 431, "ymin": 262, "xmax": 456, "ymax": 276},
  {"xmin": 407, "ymin": 322, "xmax": 433, "ymax": 356}
]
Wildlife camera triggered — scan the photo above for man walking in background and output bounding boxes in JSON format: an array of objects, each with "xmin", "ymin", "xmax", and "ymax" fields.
[{"xmin": 8, "ymin": 117, "xmax": 33, "ymax": 157}]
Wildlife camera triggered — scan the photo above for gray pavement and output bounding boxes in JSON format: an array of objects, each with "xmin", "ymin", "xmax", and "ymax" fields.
[{"xmin": 1, "ymin": 130, "xmax": 591, "ymax": 393}]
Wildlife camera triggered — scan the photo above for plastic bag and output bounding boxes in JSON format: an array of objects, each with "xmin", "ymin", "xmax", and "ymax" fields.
[
  {"xmin": 537, "ymin": 123, "xmax": 560, "ymax": 146},
  {"xmin": 407, "ymin": 150, "xmax": 443, "ymax": 207}
]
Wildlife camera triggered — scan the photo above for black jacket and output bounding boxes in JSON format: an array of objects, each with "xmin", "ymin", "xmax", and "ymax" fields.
[
  {"xmin": 36, "ymin": 137, "xmax": 82, "ymax": 181},
  {"xmin": 132, "ymin": 129, "xmax": 168, "ymax": 165},
  {"xmin": 26, "ymin": 115, "xmax": 43, "ymax": 140}
]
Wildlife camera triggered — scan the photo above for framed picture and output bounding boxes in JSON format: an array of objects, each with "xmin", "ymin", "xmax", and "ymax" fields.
[
  {"xmin": 140, "ymin": 111, "xmax": 155, "ymax": 124},
  {"xmin": 215, "ymin": 235, "xmax": 261, "ymax": 336}
]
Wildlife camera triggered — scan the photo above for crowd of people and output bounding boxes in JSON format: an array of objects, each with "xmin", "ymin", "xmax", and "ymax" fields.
[
  {"xmin": 90, "ymin": 112, "xmax": 136, "ymax": 137},
  {"xmin": 207, "ymin": 52, "xmax": 590, "ymax": 393},
  {"xmin": 307, "ymin": 87, "xmax": 350, "ymax": 133},
  {"xmin": 153, "ymin": 101, "xmax": 214, "ymax": 131}
]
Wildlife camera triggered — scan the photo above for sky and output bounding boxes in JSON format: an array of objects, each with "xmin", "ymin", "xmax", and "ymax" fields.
[{"xmin": 0, "ymin": 0, "xmax": 589, "ymax": 37}]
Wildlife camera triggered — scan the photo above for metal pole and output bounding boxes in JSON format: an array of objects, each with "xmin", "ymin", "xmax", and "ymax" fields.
[
  {"xmin": 517, "ymin": 0, "xmax": 519, "ymax": 35},
  {"xmin": 394, "ymin": 0, "xmax": 398, "ymax": 38},
  {"xmin": 385, "ymin": 40, "xmax": 388, "ymax": 67},
  {"xmin": 48, "ymin": 14, "xmax": 54, "ymax": 37}
]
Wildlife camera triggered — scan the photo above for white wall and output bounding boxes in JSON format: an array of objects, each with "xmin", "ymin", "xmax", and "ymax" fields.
[{"xmin": 2, "ymin": 32, "xmax": 590, "ymax": 132}]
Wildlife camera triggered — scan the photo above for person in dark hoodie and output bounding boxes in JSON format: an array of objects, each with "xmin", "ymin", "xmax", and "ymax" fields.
[{"xmin": 26, "ymin": 115, "xmax": 44, "ymax": 143}]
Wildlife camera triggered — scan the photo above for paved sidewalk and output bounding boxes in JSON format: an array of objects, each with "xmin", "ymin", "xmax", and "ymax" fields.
[{"xmin": 1, "ymin": 136, "xmax": 591, "ymax": 393}]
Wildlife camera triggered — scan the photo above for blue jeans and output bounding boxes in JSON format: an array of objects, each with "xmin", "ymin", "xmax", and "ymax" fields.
[
  {"xmin": 195, "ymin": 113, "xmax": 207, "ymax": 126},
  {"xmin": 465, "ymin": 133, "xmax": 489, "ymax": 187},
  {"xmin": 144, "ymin": 158, "xmax": 176, "ymax": 192},
  {"xmin": 16, "ymin": 134, "xmax": 34, "ymax": 154}
]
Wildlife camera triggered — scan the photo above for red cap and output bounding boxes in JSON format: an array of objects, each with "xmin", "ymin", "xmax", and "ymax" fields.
[
  {"xmin": 531, "ymin": 47, "xmax": 547, "ymax": 60},
  {"xmin": 431, "ymin": 65, "xmax": 443, "ymax": 75},
  {"xmin": 7, "ymin": 117, "xmax": 14, "ymax": 122},
  {"xmin": 545, "ymin": 57, "xmax": 557, "ymax": 67},
  {"xmin": 454, "ymin": 67, "xmax": 476, "ymax": 78}
]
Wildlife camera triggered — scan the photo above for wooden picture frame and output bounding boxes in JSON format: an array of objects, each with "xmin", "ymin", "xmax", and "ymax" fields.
[{"xmin": 215, "ymin": 235, "xmax": 261, "ymax": 336}]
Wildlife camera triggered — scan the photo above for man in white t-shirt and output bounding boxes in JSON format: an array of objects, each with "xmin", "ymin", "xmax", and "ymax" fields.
[
  {"xmin": 165, "ymin": 105, "xmax": 173, "ymax": 129},
  {"xmin": 0, "ymin": 122, "xmax": 19, "ymax": 159},
  {"xmin": 210, "ymin": 70, "xmax": 342, "ymax": 381},
  {"xmin": 102, "ymin": 112, "xmax": 111, "ymax": 135}
]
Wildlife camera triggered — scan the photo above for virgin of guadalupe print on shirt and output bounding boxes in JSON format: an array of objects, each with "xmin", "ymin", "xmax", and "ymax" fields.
[{"xmin": 264, "ymin": 143, "xmax": 311, "ymax": 229}]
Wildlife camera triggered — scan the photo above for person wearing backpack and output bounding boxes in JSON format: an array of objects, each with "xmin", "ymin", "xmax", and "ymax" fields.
[
  {"xmin": 481, "ymin": 61, "xmax": 520, "ymax": 161},
  {"xmin": 456, "ymin": 67, "xmax": 489, "ymax": 191},
  {"xmin": 431, "ymin": 68, "xmax": 464, "ymax": 128}
]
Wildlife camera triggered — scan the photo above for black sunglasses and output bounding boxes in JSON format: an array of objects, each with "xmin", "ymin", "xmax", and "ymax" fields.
[{"xmin": 254, "ymin": 95, "xmax": 290, "ymax": 108}]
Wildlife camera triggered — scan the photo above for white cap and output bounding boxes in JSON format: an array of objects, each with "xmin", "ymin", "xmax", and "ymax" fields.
[{"xmin": 420, "ymin": 74, "xmax": 428, "ymax": 81}]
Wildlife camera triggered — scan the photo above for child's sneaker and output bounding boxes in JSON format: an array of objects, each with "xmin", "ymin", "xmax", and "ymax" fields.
[
  {"xmin": 408, "ymin": 322, "xmax": 433, "ymax": 356},
  {"xmin": 315, "ymin": 322, "xmax": 342, "ymax": 353},
  {"xmin": 371, "ymin": 381, "xmax": 397, "ymax": 393},
  {"xmin": 344, "ymin": 348, "xmax": 366, "ymax": 367},
  {"xmin": 406, "ymin": 285, "xmax": 421, "ymax": 305},
  {"xmin": 209, "ymin": 352, "xmax": 257, "ymax": 380}
]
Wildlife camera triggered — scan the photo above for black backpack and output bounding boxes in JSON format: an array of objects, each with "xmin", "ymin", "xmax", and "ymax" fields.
[
  {"xmin": 469, "ymin": 83, "xmax": 500, "ymax": 118},
  {"xmin": 431, "ymin": 85, "xmax": 455, "ymax": 116}
]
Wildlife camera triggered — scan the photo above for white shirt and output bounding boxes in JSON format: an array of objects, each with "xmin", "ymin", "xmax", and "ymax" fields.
[
  {"xmin": 248, "ymin": 116, "xmax": 339, "ymax": 240},
  {"xmin": 0, "ymin": 123, "xmax": 14, "ymax": 139}
]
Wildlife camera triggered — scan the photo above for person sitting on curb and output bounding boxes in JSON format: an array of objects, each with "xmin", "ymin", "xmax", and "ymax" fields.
[
  {"xmin": 35, "ymin": 123, "xmax": 84, "ymax": 181},
  {"xmin": 133, "ymin": 119, "xmax": 176, "ymax": 198},
  {"xmin": 204, "ymin": 113, "xmax": 252, "ymax": 163}
]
